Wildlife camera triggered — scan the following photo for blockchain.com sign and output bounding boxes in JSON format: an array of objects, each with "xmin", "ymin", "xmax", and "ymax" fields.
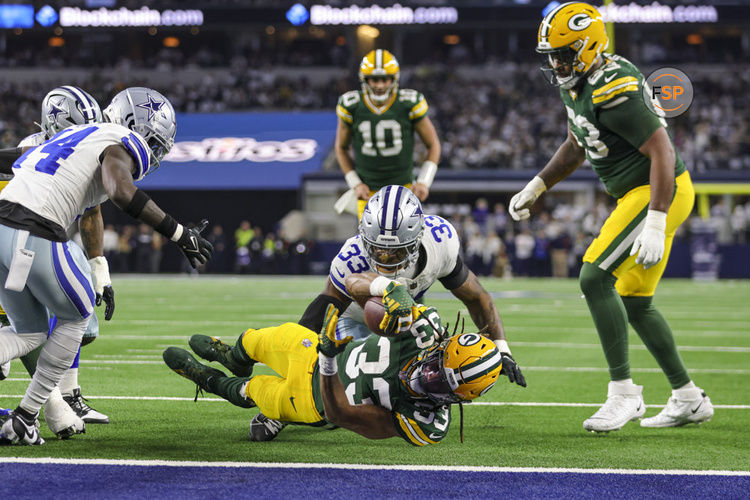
[
  {"xmin": 138, "ymin": 112, "xmax": 337, "ymax": 190},
  {"xmin": 307, "ymin": 3, "xmax": 458, "ymax": 25}
]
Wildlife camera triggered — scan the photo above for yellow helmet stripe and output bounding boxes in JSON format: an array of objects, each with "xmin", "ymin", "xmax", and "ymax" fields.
[
  {"xmin": 592, "ymin": 76, "xmax": 639, "ymax": 97},
  {"xmin": 336, "ymin": 105, "xmax": 353, "ymax": 124},
  {"xmin": 592, "ymin": 84, "xmax": 639, "ymax": 104}
]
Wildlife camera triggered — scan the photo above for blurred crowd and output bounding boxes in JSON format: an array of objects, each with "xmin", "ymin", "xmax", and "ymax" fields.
[{"xmin": 1, "ymin": 62, "xmax": 747, "ymax": 171}]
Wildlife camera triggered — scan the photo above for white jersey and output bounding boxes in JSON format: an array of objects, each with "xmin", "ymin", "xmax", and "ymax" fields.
[
  {"xmin": 2, "ymin": 123, "xmax": 151, "ymax": 231},
  {"xmin": 330, "ymin": 215, "xmax": 461, "ymax": 323},
  {"xmin": 18, "ymin": 132, "xmax": 46, "ymax": 148}
]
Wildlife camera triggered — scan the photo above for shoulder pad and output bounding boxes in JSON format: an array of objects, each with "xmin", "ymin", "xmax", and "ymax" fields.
[
  {"xmin": 399, "ymin": 89, "xmax": 428, "ymax": 120},
  {"xmin": 18, "ymin": 132, "xmax": 46, "ymax": 148},
  {"xmin": 336, "ymin": 91, "xmax": 360, "ymax": 125},
  {"xmin": 588, "ymin": 55, "xmax": 643, "ymax": 108},
  {"xmin": 421, "ymin": 215, "xmax": 460, "ymax": 276}
]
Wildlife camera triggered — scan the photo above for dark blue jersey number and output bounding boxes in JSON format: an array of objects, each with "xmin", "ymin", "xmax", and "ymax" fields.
[{"xmin": 424, "ymin": 215, "xmax": 453, "ymax": 243}]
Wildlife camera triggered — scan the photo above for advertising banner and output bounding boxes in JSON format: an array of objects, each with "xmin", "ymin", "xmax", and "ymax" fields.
[{"xmin": 137, "ymin": 112, "xmax": 337, "ymax": 190}]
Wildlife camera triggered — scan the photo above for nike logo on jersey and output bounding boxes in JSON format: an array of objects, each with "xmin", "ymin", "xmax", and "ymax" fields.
[
  {"xmin": 336, "ymin": 269, "xmax": 345, "ymax": 278},
  {"xmin": 289, "ymin": 396, "xmax": 297, "ymax": 412},
  {"xmin": 604, "ymin": 73, "xmax": 616, "ymax": 83},
  {"xmin": 429, "ymin": 433, "xmax": 442, "ymax": 440},
  {"xmin": 691, "ymin": 401, "xmax": 703, "ymax": 414}
]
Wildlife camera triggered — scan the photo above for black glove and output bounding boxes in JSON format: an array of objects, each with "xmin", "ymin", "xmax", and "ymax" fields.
[
  {"xmin": 177, "ymin": 219, "xmax": 213, "ymax": 269},
  {"xmin": 97, "ymin": 285, "xmax": 115, "ymax": 321},
  {"xmin": 500, "ymin": 352, "xmax": 527, "ymax": 387}
]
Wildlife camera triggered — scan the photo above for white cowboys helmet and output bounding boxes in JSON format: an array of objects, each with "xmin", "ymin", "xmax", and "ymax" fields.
[
  {"xmin": 103, "ymin": 87, "xmax": 176, "ymax": 170},
  {"xmin": 359, "ymin": 185, "xmax": 424, "ymax": 276},
  {"xmin": 40, "ymin": 86, "xmax": 103, "ymax": 139}
]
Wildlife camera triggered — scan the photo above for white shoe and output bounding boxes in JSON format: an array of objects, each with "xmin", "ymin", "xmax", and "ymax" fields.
[
  {"xmin": 583, "ymin": 381, "xmax": 646, "ymax": 433},
  {"xmin": 641, "ymin": 387, "xmax": 714, "ymax": 428},
  {"xmin": 0, "ymin": 410, "xmax": 44, "ymax": 445},
  {"xmin": 0, "ymin": 361, "xmax": 9, "ymax": 380},
  {"xmin": 44, "ymin": 389, "xmax": 86, "ymax": 439}
]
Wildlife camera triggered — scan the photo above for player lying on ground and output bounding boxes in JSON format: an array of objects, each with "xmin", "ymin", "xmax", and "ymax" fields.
[
  {"xmin": 164, "ymin": 281, "xmax": 504, "ymax": 446},
  {"xmin": 250, "ymin": 185, "xmax": 525, "ymax": 441}
]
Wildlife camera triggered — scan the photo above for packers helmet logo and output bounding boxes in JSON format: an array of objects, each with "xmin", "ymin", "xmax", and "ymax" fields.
[
  {"xmin": 457, "ymin": 333, "xmax": 482, "ymax": 347},
  {"xmin": 568, "ymin": 13, "xmax": 592, "ymax": 31}
]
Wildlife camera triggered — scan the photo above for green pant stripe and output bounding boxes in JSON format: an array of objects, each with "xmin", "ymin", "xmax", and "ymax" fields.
[{"xmin": 594, "ymin": 204, "xmax": 650, "ymax": 273}]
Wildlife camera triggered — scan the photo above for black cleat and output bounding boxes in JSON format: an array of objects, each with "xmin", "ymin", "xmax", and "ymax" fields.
[
  {"xmin": 249, "ymin": 413, "xmax": 287, "ymax": 442},
  {"xmin": 163, "ymin": 347, "xmax": 227, "ymax": 399},
  {"xmin": 189, "ymin": 334, "xmax": 253, "ymax": 377},
  {"xmin": 0, "ymin": 410, "xmax": 45, "ymax": 445}
]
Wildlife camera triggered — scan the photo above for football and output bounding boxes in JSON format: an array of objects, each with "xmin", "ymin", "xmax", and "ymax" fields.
[{"xmin": 364, "ymin": 296, "xmax": 387, "ymax": 336}]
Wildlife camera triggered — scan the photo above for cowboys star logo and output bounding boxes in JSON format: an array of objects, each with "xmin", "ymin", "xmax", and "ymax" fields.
[
  {"xmin": 136, "ymin": 93, "xmax": 164, "ymax": 121},
  {"xmin": 47, "ymin": 98, "xmax": 67, "ymax": 120}
]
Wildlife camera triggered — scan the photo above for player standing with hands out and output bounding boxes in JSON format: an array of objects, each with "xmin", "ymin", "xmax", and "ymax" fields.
[{"xmin": 509, "ymin": 2, "xmax": 712, "ymax": 433}]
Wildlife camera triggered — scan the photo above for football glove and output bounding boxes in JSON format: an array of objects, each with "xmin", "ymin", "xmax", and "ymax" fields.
[
  {"xmin": 88, "ymin": 256, "xmax": 115, "ymax": 320},
  {"xmin": 509, "ymin": 176, "xmax": 547, "ymax": 221},
  {"xmin": 177, "ymin": 219, "xmax": 214, "ymax": 269},
  {"xmin": 317, "ymin": 304, "xmax": 351, "ymax": 358},
  {"xmin": 499, "ymin": 352, "xmax": 527, "ymax": 387},
  {"xmin": 380, "ymin": 282, "xmax": 417, "ymax": 335},
  {"xmin": 630, "ymin": 210, "xmax": 667, "ymax": 269}
]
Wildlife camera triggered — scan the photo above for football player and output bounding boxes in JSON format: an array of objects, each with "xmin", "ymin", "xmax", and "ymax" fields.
[
  {"xmin": 509, "ymin": 2, "xmax": 713, "ymax": 432},
  {"xmin": 7, "ymin": 87, "xmax": 112, "ymax": 437},
  {"xmin": 0, "ymin": 87, "xmax": 213, "ymax": 445},
  {"xmin": 253, "ymin": 185, "xmax": 525, "ymax": 441},
  {"xmin": 335, "ymin": 49, "xmax": 441, "ymax": 218},
  {"xmin": 165, "ymin": 289, "xmax": 504, "ymax": 446}
]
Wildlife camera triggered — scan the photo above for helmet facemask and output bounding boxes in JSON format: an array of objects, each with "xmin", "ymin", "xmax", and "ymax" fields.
[
  {"xmin": 408, "ymin": 341, "xmax": 464, "ymax": 405},
  {"xmin": 361, "ymin": 74, "xmax": 399, "ymax": 104},
  {"xmin": 361, "ymin": 233, "xmax": 421, "ymax": 278}
]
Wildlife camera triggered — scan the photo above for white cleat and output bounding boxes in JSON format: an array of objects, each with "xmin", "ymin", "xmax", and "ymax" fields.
[
  {"xmin": 641, "ymin": 387, "xmax": 714, "ymax": 428},
  {"xmin": 583, "ymin": 381, "xmax": 646, "ymax": 433},
  {"xmin": 0, "ymin": 410, "xmax": 45, "ymax": 445},
  {"xmin": 44, "ymin": 388, "xmax": 86, "ymax": 439}
]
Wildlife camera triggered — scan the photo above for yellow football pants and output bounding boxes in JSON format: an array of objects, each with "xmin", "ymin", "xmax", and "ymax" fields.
[
  {"xmin": 240, "ymin": 323, "xmax": 323, "ymax": 424},
  {"xmin": 357, "ymin": 183, "xmax": 413, "ymax": 219},
  {"xmin": 583, "ymin": 171, "xmax": 694, "ymax": 297}
]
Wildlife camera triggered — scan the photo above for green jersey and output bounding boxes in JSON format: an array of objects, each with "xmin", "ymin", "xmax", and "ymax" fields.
[
  {"xmin": 311, "ymin": 308, "xmax": 451, "ymax": 446},
  {"xmin": 336, "ymin": 88, "xmax": 429, "ymax": 190},
  {"xmin": 560, "ymin": 54, "xmax": 685, "ymax": 199}
]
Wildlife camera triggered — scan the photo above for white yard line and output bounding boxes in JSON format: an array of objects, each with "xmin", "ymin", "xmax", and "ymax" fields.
[{"xmin": 2, "ymin": 457, "xmax": 749, "ymax": 475}]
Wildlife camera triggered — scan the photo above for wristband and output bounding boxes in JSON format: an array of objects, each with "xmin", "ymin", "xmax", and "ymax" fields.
[
  {"xmin": 494, "ymin": 339, "xmax": 511, "ymax": 355},
  {"xmin": 123, "ymin": 188, "xmax": 151, "ymax": 218},
  {"xmin": 369, "ymin": 276, "xmax": 394, "ymax": 297},
  {"xmin": 416, "ymin": 160, "xmax": 438, "ymax": 188},
  {"xmin": 345, "ymin": 170, "xmax": 363, "ymax": 189},
  {"xmin": 318, "ymin": 352, "xmax": 338, "ymax": 376},
  {"xmin": 525, "ymin": 176, "xmax": 547, "ymax": 197},
  {"xmin": 644, "ymin": 209, "xmax": 667, "ymax": 232},
  {"xmin": 154, "ymin": 214, "xmax": 184, "ymax": 242}
]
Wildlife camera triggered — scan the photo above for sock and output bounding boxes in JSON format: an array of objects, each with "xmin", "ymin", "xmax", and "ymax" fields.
[
  {"xmin": 59, "ymin": 367, "xmax": 79, "ymax": 396},
  {"xmin": 675, "ymin": 381, "xmax": 696, "ymax": 392},
  {"xmin": 20, "ymin": 318, "xmax": 86, "ymax": 414},
  {"xmin": 621, "ymin": 296, "xmax": 691, "ymax": 389},
  {"xmin": 208, "ymin": 376, "xmax": 254, "ymax": 408},
  {"xmin": 579, "ymin": 263, "xmax": 631, "ymax": 381},
  {"xmin": 0, "ymin": 327, "xmax": 46, "ymax": 365},
  {"xmin": 611, "ymin": 378, "xmax": 635, "ymax": 387}
]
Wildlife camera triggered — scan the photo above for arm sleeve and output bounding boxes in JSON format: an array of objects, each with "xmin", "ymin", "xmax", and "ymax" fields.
[
  {"xmin": 438, "ymin": 254, "xmax": 470, "ymax": 290},
  {"xmin": 598, "ymin": 96, "xmax": 664, "ymax": 150},
  {"xmin": 0, "ymin": 147, "xmax": 22, "ymax": 175}
]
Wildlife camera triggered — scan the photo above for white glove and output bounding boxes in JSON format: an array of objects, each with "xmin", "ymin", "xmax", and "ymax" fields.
[
  {"xmin": 88, "ymin": 256, "xmax": 111, "ymax": 294},
  {"xmin": 509, "ymin": 176, "xmax": 547, "ymax": 221},
  {"xmin": 630, "ymin": 210, "xmax": 667, "ymax": 269}
]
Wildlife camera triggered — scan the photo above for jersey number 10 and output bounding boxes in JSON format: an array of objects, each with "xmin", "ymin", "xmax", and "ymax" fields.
[{"xmin": 358, "ymin": 120, "xmax": 403, "ymax": 157}]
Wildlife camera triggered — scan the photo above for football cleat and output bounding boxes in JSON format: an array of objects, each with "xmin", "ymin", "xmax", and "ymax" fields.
[
  {"xmin": 249, "ymin": 413, "xmax": 287, "ymax": 442},
  {"xmin": 63, "ymin": 388, "xmax": 110, "ymax": 424},
  {"xmin": 0, "ymin": 410, "xmax": 45, "ymax": 445},
  {"xmin": 0, "ymin": 361, "xmax": 9, "ymax": 381},
  {"xmin": 44, "ymin": 391, "xmax": 86, "ymax": 439},
  {"xmin": 583, "ymin": 381, "xmax": 645, "ymax": 433},
  {"xmin": 189, "ymin": 334, "xmax": 254, "ymax": 377},
  {"xmin": 641, "ymin": 387, "xmax": 714, "ymax": 428},
  {"xmin": 163, "ymin": 347, "xmax": 227, "ymax": 396}
]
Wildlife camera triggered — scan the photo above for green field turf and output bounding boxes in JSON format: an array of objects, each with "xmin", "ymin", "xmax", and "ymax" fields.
[{"xmin": 2, "ymin": 276, "xmax": 749, "ymax": 471}]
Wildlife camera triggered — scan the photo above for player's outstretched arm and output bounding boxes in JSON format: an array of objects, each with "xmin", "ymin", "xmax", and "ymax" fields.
[
  {"xmin": 100, "ymin": 145, "xmax": 213, "ymax": 268},
  {"xmin": 412, "ymin": 116, "xmax": 441, "ymax": 202},
  {"xmin": 317, "ymin": 304, "xmax": 398, "ymax": 439},
  {"xmin": 79, "ymin": 205, "xmax": 115, "ymax": 320},
  {"xmin": 509, "ymin": 124, "xmax": 585, "ymax": 221},
  {"xmin": 298, "ymin": 278, "xmax": 351, "ymax": 332},
  {"xmin": 450, "ymin": 270, "xmax": 526, "ymax": 387}
]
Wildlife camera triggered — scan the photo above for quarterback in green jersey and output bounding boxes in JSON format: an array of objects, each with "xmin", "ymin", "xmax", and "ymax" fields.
[
  {"xmin": 335, "ymin": 49, "xmax": 441, "ymax": 218},
  {"xmin": 509, "ymin": 2, "xmax": 713, "ymax": 433},
  {"xmin": 164, "ymin": 282, "xmax": 503, "ymax": 446}
]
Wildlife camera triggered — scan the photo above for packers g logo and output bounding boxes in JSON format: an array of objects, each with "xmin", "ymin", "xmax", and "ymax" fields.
[
  {"xmin": 458, "ymin": 333, "xmax": 482, "ymax": 346},
  {"xmin": 568, "ymin": 13, "xmax": 592, "ymax": 31}
]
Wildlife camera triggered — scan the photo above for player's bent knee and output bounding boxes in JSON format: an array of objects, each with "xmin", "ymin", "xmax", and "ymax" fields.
[{"xmin": 579, "ymin": 262, "xmax": 616, "ymax": 297}]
